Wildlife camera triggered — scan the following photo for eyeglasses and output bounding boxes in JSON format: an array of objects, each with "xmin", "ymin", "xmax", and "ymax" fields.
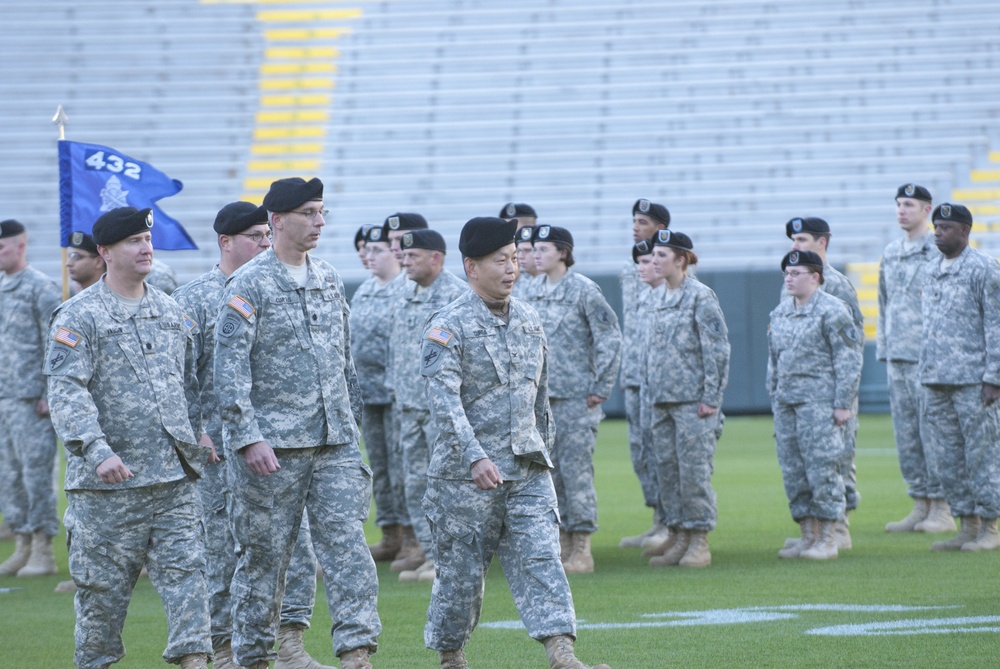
[
  {"xmin": 289, "ymin": 208, "xmax": 329, "ymax": 220},
  {"xmin": 783, "ymin": 269, "xmax": 811, "ymax": 278},
  {"xmin": 68, "ymin": 252, "xmax": 97, "ymax": 261},
  {"xmin": 238, "ymin": 231, "xmax": 272, "ymax": 244}
]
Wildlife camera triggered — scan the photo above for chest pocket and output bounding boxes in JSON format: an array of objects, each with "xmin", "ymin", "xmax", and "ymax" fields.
[
  {"xmin": 461, "ymin": 333, "xmax": 503, "ymax": 403},
  {"xmin": 99, "ymin": 329, "xmax": 148, "ymax": 383},
  {"xmin": 512, "ymin": 325, "xmax": 543, "ymax": 383}
]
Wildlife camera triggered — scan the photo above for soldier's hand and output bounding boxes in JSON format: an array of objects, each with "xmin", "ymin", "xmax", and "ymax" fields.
[
  {"xmin": 586, "ymin": 394, "xmax": 606, "ymax": 409},
  {"xmin": 96, "ymin": 455, "xmax": 134, "ymax": 485},
  {"xmin": 243, "ymin": 441, "xmax": 280, "ymax": 476},
  {"xmin": 471, "ymin": 458, "xmax": 503, "ymax": 490},
  {"xmin": 983, "ymin": 383, "xmax": 1000, "ymax": 407},
  {"xmin": 833, "ymin": 408, "xmax": 852, "ymax": 426},
  {"xmin": 697, "ymin": 403, "xmax": 718, "ymax": 418},
  {"xmin": 35, "ymin": 398, "xmax": 50, "ymax": 417},
  {"xmin": 199, "ymin": 433, "xmax": 221, "ymax": 464}
]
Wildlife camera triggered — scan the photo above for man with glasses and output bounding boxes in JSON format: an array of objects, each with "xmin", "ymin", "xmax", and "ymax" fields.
[
  {"xmin": 66, "ymin": 231, "xmax": 106, "ymax": 291},
  {"xmin": 215, "ymin": 178, "xmax": 381, "ymax": 669}
]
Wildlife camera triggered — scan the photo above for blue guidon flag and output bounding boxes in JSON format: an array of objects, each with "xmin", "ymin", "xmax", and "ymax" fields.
[{"xmin": 58, "ymin": 140, "xmax": 197, "ymax": 250}]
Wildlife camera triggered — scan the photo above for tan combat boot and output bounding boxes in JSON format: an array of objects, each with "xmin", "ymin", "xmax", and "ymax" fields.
[
  {"xmin": 399, "ymin": 558, "xmax": 434, "ymax": 583},
  {"xmin": 800, "ymin": 520, "xmax": 838, "ymax": 560},
  {"xmin": 542, "ymin": 635, "xmax": 611, "ymax": 669},
  {"xmin": 562, "ymin": 533, "xmax": 595, "ymax": 574},
  {"xmin": 649, "ymin": 530, "xmax": 689, "ymax": 567},
  {"xmin": 337, "ymin": 647, "xmax": 373, "ymax": 669},
  {"xmin": 931, "ymin": 515, "xmax": 980, "ymax": 551},
  {"xmin": 179, "ymin": 653, "xmax": 210, "ymax": 669},
  {"xmin": 915, "ymin": 498, "xmax": 957, "ymax": 533},
  {"xmin": 439, "ymin": 649, "xmax": 468, "ymax": 668},
  {"xmin": 678, "ymin": 531, "xmax": 711, "ymax": 567},
  {"xmin": 368, "ymin": 524, "xmax": 402, "ymax": 562},
  {"xmin": 275, "ymin": 624, "xmax": 335, "ymax": 669},
  {"xmin": 961, "ymin": 517, "xmax": 1000, "ymax": 552},
  {"xmin": 638, "ymin": 523, "xmax": 671, "ymax": 551},
  {"xmin": 778, "ymin": 518, "xmax": 816, "ymax": 559},
  {"xmin": 54, "ymin": 579, "xmax": 78, "ymax": 593},
  {"xmin": 641, "ymin": 526, "xmax": 678, "ymax": 558},
  {"xmin": 17, "ymin": 531, "xmax": 58, "ymax": 577},
  {"xmin": 213, "ymin": 639, "xmax": 240, "ymax": 669},
  {"xmin": 619, "ymin": 511, "xmax": 661, "ymax": 548},
  {"xmin": 834, "ymin": 512, "xmax": 852, "ymax": 550},
  {"xmin": 389, "ymin": 526, "xmax": 425, "ymax": 572},
  {"xmin": 885, "ymin": 498, "xmax": 929, "ymax": 532},
  {"xmin": 0, "ymin": 533, "xmax": 31, "ymax": 575}
]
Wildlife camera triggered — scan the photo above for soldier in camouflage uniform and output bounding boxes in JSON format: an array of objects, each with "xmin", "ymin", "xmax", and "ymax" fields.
[
  {"xmin": 785, "ymin": 216, "xmax": 864, "ymax": 549},
  {"xmin": 173, "ymin": 202, "xmax": 335, "ymax": 669},
  {"xmin": 421, "ymin": 216, "xmax": 610, "ymax": 669},
  {"xmin": 643, "ymin": 230, "xmax": 729, "ymax": 568},
  {"xmin": 0, "ymin": 219, "xmax": 62, "ymax": 578},
  {"xmin": 391, "ymin": 228, "xmax": 467, "ymax": 581},
  {"xmin": 618, "ymin": 200, "xmax": 670, "ymax": 550},
  {"xmin": 44, "ymin": 207, "xmax": 212, "ymax": 669},
  {"xmin": 66, "ymin": 231, "xmax": 106, "ymax": 292},
  {"xmin": 512, "ymin": 224, "xmax": 540, "ymax": 299},
  {"xmin": 214, "ymin": 178, "xmax": 380, "ymax": 669},
  {"xmin": 354, "ymin": 224, "xmax": 373, "ymax": 270},
  {"xmin": 350, "ymin": 225, "xmax": 407, "ymax": 563},
  {"xmin": 878, "ymin": 184, "xmax": 954, "ymax": 534},
  {"xmin": 768, "ymin": 250, "xmax": 863, "ymax": 561},
  {"xmin": 918, "ymin": 203, "xmax": 1000, "ymax": 553},
  {"xmin": 528, "ymin": 225, "xmax": 622, "ymax": 574}
]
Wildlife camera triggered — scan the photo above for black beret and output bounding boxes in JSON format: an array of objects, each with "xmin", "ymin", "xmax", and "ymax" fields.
[
  {"xmin": 401, "ymin": 229, "xmax": 446, "ymax": 254},
  {"xmin": 354, "ymin": 225, "xmax": 372, "ymax": 249},
  {"xmin": 533, "ymin": 225, "xmax": 573, "ymax": 248},
  {"xmin": 632, "ymin": 237, "xmax": 655, "ymax": 263},
  {"xmin": 500, "ymin": 202, "xmax": 537, "ymax": 219},
  {"xmin": 515, "ymin": 225, "xmax": 537, "ymax": 244},
  {"xmin": 632, "ymin": 199, "xmax": 671, "ymax": 227},
  {"xmin": 932, "ymin": 202, "xmax": 973, "ymax": 226},
  {"xmin": 896, "ymin": 183, "xmax": 932, "ymax": 203},
  {"xmin": 365, "ymin": 225, "xmax": 387, "ymax": 244},
  {"xmin": 781, "ymin": 250, "xmax": 824, "ymax": 272},
  {"xmin": 0, "ymin": 219, "xmax": 26, "ymax": 239},
  {"xmin": 459, "ymin": 217, "xmax": 518, "ymax": 259},
  {"xmin": 214, "ymin": 201, "xmax": 268, "ymax": 235},
  {"xmin": 785, "ymin": 216, "xmax": 830, "ymax": 238},
  {"xmin": 69, "ymin": 231, "xmax": 98, "ymax": 255},
  {"xmin": 383, "ymin": 212, "xmax": 428, "ymax": 234},
  {"xmin": 652, "ymin": 229, "xmax": 693, "ymax": 251},
  {"xmin": 92, "ymin": 207, "xmax": 154, "ymax": 246},
  {"xmin": 262, "ymin": 177, "xmax": 323, "ymax": 213}
]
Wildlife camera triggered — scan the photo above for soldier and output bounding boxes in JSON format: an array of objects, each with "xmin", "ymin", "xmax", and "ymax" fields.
[
  {"xmin": 768, "ymin": 250, "xmax": 863, "ymax": 561},
  {"xmin": 383, "ymin": 212, "xmax": 428, "ymax": 262},
  {"xmin": 390, "ymin": 228, "xmax": 467, "ymax": 581},
  {"xmin": 45, "ymin": 207, "xmax": 212, "ymax": 669},
  {"xmin": 421, "ymin": 216, "xmax": 610, "ymax": 669},
  {"xmin": 879, "ymin": 184, "xmax": 954, "ymax": 533},
  {"xmin": 643, "ymin": 230, "xmax": 729, "ymax": 568},
  {"xmin": 528, "ymin": 225, "xmax": 622, "ymax": 573},
  {"xmin": 214, "ymin": 178, "xmax": 380, "ymax": 669},
  {"xmin": 350, "ymin": 226, "xmax": 407, "ymax": 563},
  {"xmin": 0, "ymin": 219, "xmax": 62, "ymax": 578},
  {"xmin": 66, "ymin": 231, "xmax": 106, "ymax": 292},
  {"xmin": 512, "ymin": 224, "xmax": 540, "ymax": 299},
  {"xmin": 500, "ymin": 201, "xmax": 538, "ymax": 231},
  {"xmin": 919, "ymin": 203, "xmax": 1000, "ymax": 552},
  {"xmin": 173, "ymin": 202, "xmax": 334, "ymax": 669},
  {"xmin": 354, "ymin": 224, "xmax": 373, "ymax": 270},
  {"xmin": 785, "ymin": 216, "xmax": 864, "ymax": 549},
  {"xmin": 618, "ymin": 199, "xmax": 670, "ymax": 550}
]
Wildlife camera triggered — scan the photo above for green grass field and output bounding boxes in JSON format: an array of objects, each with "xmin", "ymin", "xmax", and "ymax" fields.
[{"xmin": 2, "ymin": 415, "xmax": 998, "ymax": 668}]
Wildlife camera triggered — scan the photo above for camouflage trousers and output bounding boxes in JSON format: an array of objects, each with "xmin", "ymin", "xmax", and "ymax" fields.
[
  {"xmin": 623, "ymin": 387, "xmax": 658, "ymax": 509},
  {"xmin": 422, "ymin": 467, "xmax": 576, "ymax": 651},
  {"xmin": 886, "ymin": 361, "xmax": 943, "ymax": 499},
  {"xmin": 399, "ymin": 407, "xmax": 436, "ymax": 558},
  {"xmin": 0, "ymin": 397, "xmax": 59, "ymax": 536},
  {"xmin": 649, "ymin": 402, "xmax": 719, "ymax": 531},
  {"xmin": 549, "ymin": 398, "xmax": 602, "ymax": 534},
  {"xmin": 842, "ymin": 396, "xmax": 861, "ymax": 512},
  {"xmin": 197, "ymin": 460, "xmax": 319, "ymax": 650},
  {"xmin": 773, "ymin": 400, "xmax": 847, "ymax": 522},
  {"xmin": 362, "ymin": 402, "xmax": 407, "ymax": 527},
  {"xmin": 228, "ymin": 444, "xmax": 380, "ymax": 666},
  {"xmin": 66, "ymin": 479, "xmax": 211, "ymax": 669},
  {"xmin": 923, "ymin": 384, "xmax": 1000, "ymax": 518}
]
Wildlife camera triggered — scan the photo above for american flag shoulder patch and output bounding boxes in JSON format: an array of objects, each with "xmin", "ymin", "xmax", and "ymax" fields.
[
  {"xmin": 182, "ymin": 314, "xmax": 198, "ymax": 331},
  {"xmin": 54, "ymin": 327, "xmax": 82, "ymax": 348},
  {"xmin": 426, "ymin": 327, "xmax": 454, "ymax": 346},
  {"xmin": 228, "ymin": 295, "xmax": 255, "ymax": 320}
]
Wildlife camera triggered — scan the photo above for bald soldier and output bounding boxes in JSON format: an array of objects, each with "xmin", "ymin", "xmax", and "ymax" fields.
[{"xmin": 420, "ymin": 216, "xmax": 610, "ymax": 669}]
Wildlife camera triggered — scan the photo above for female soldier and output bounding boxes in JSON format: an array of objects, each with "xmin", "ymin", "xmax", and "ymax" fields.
[
  {"xmin": 642, "ymin": 230, "xmax": 729, "ymax": 568},
  {"xmin": 528, "ymin": 225, "xmax": 622, "ymax": 573},
  {"xmin": 768, "ymin": 250, "xmax": 862, "ymax": 560}
]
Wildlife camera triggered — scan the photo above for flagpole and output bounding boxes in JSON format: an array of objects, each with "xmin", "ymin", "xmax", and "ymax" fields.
[{"xmin": 53, "ymin": 105, "xmax": 70, "ymax": 301}]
